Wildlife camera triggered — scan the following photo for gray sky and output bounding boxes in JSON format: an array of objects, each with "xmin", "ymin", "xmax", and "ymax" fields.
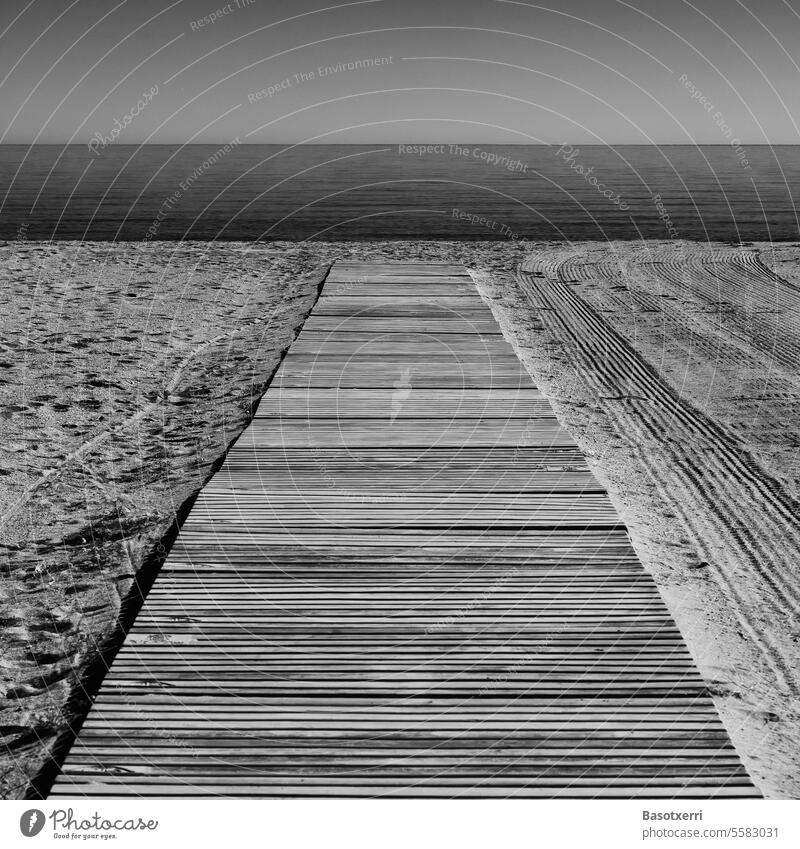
[{"xmin": 1, "ymin": 0, "xmax": 798, "ymax": 144}]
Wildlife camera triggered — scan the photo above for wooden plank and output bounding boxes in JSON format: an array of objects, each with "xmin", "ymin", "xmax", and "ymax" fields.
[
  {"xmin": 283, "ymin": 352, "xmax": 525, "ymax": 365},
  {"xmin": 302, "ymin": 317, "xmax": 504, "ymax": 334},
  {"xmin": 326, "ymin": 266, "xmax": 469, "ymax": 282},
  {"xmin": 325, "ymin": 283, "xmax": 477, "ymax": 296},
  {"xmin": 51, "ymin": 261, "xmax": 756, "ymax": 799},
  {"xmin": 299, "ymin": 331, "xmax": 510, "ymax": 344},
  {"xmin": 239, "ymin": 419, "xmax": 573, "ymax": 448},
  {"xmin": 287, "ymin": 341, "xmax": 521, "ymax": 358},
  {"xmin": 255, "ymin": 389, "xmax": 553, "ymax": 419},
  {"xmin": 314, "ymin": 303, "xmax": 492, "ymax": 319}
]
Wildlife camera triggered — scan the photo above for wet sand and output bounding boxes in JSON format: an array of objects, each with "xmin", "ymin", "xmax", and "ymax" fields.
[{"xmin": 1, "ymin": 239, "xmax": 799, "ymax": 798}]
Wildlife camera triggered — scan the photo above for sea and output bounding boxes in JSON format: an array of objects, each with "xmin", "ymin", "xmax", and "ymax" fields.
[{"xmin": 1, "ymin": 144, "xmax": 798, "ymax": 241}]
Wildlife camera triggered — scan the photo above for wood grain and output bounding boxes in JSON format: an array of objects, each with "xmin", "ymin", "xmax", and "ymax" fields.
[{"xmin": 51, "ymin": 261, "xmax": 757, "ymax": 798}]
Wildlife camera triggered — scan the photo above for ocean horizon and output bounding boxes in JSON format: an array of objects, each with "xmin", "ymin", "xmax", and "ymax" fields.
[{"xmin": 2, "ymin": 143, "xmax": 798, "ymax": 241}]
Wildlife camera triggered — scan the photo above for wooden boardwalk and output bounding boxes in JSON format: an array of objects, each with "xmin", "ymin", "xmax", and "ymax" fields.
[{"xmin": 51, "ymin": 261, "xmax": 757, "ymax": 797}]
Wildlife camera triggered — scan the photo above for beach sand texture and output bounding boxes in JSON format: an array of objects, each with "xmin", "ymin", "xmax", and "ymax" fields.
[
  {"xmin": 1, "ymin": 239, "xmax": 798, "ymax": 798},
  {"xmin": 476, "ymin": 241, "xmax": 800, "ymax": 798},
  {"xmin": 0, "ymin": 242, "xmax": 329, "ymax": 797}
]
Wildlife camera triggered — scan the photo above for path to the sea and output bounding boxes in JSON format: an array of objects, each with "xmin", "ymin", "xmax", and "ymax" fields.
[{"xmin": 52, "ymin": 261, "xmax": 757, "ymax": 797}]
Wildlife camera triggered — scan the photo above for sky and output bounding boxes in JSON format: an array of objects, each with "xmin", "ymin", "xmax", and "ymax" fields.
[{"xmin": 1, "ymin": 0, "xmax": 799, "ymax": 144}]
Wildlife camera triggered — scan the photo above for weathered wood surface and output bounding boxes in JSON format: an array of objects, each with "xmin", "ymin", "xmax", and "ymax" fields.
[{"xmin": 52, "ymin": 261, "xmax": 757, "ymax": 798}]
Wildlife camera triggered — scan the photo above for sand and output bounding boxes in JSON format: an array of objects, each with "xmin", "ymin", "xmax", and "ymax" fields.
[
  {"xmin": 1, "ymin": 238, "xmax": 798, "ymax": 799},
  {"xmin": 473, "ymin": 240, "xmax": 800, "ymax": 799},
  {"xmin": 0, "ymin": 242, "xmax": 329, "ymax": 797}
]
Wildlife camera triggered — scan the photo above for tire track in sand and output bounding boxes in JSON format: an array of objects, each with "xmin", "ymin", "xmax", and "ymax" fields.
[{"xmin": 517, "ymin": 255, "xmax": 800, "ymax": 697}]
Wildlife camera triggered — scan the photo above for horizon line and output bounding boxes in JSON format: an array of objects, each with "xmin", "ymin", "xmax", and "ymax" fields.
[{"xmin": 2, "ymin": 141, "xmax": 799, "ymax": 147}]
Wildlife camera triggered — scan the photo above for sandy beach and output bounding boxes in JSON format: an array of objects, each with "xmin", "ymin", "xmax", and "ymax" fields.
[
  {"xmin": 475, "ymin": 240, "xmax": 800, "ymax": 798},
  {"xmin": 0, "ymin": 242, "xmax": 330, "ymax": 796},
  {"xmin": 1, "ymin": 238, "xmax": 799, "ymax": 798}
]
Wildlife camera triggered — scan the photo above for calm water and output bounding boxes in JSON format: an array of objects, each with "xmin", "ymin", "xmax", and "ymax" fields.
[{"xmin": 1, "ymin": 144, "xmax": 798, "ymax": 241}]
